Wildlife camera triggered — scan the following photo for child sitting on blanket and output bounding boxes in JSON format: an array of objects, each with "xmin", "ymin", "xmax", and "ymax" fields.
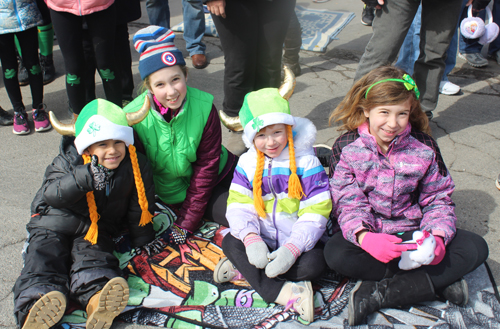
[
  {"xmin": 324, "ymin": 66, "xmax": 489, "ymax": 326},
  {"xmin": 13, "ymin": 99, "xmax": 156, "ymax": 329},
  {"xmin": 213, "ymin": 87, "xmax": 332, "ymax": 323},
  {"xmin": 123, "ymin": 26, "xmax": 238, "ymax": 244}
]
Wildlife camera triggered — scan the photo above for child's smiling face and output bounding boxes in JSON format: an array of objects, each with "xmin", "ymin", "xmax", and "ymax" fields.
[
  {"xmin": 149, "ymin": 65, "xmax": 187, "ymax": 110},
  {"xmin": 85, "ymin": 139, "xmax": 126, "ymax": 170},
  {"xmin": 254, "ymin": 124, "xmax": 288, "ymax": 158},
  {"xmin": 363, "ymin": 97, "xmax": 411, "ymax": 153}
]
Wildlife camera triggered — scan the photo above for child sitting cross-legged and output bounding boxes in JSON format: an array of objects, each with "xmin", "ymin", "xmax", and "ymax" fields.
[
  {"xmin": 325, "ymin": 66, "xmax": 489, "ymax": 326},
  {"xmin": 12, "ymin": 99, "xmax": 156, "ymax": 329},
  {"xmin": 214, "ymin": 87, "xmax": 332, "ymax": 324}
]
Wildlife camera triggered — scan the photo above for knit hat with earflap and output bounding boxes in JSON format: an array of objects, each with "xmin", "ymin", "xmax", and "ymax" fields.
[
  {"xmin": 240, "ymin": 88, "xmax": 295, "ymax": 148},
  {"xmin": 72, "ymin": 99, "xmax": 153, "ymax": 245},
  {"xmin": 133, "ymin": 25, "xmax": 186, "ymax": 80},
  {"xmin": 74, "ymin": 99, "xmax": 134, "ymax": 154}
]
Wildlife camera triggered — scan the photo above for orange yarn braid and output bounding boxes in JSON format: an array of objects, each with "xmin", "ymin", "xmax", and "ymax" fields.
[
  {"xmin": 253, "ymin": 149, "xmax": 267, "ymax": 218},
  {"xmin": 81, "ymin": 145, "xmax": 153, "ymax": 245},
  {"xmin": 82, "ymin": 154, "xmax": 100, "ymax": 244},
  {"xmin": 286, "ymin": 125, "xmax": 305, "ymax": 200},
  {"xmin": 128, "ymin": 144, "xmax": 154, "ymax": 226}
]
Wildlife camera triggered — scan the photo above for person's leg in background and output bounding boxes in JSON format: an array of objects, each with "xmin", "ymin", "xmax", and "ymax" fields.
[
  {"xmin": 50, "ymin": 10, "xmax": 89, "ymax": 114},
  {"xmin": 254, "ymin": 0, "xmax": 296, "ymax": 91},
  {"xmin": 0, "ymin": 33, "xmax": 31, "ymax": 134},
  {"xmin": 458, "ymin": 0, "xmax": 488, "ymax": 67},
  {"xmin": 182, "ymin": 0, "xmax": 208, "ymax": 69},
  {"xmin": 283, "ymin": 9, "xmax": 302, "ymax": 77},
  {"xmin": 488, "ymin": 0, "xmax": 500, "ymax": 64},
  {"xmin": 355, "ymin": 0, "xmax": 419, "ymax": 81},
  {"xmin": 146, "ymin": 0, "xmax": 170, "ymax": 28},
  {"xmin": 414, "ymin": 0, "xmax": 463, "ymax": 119},
  {"xmin": 36, "ymin": 0, "xmax": 56, "ymax": 84},
  {"xmin": 395, "ymin": 5, "xmax": 422, "ymax": 76},
  {"xmin": 211, "ymin": 0, "xmax": 259, "ymax": 118},
  {"xmin": 85, "ymin": 5, "xmax": 122, "ymax": 108},
  {"xmin": 16, "ymin": 28, "xmax": 51, "ymax": 132}
]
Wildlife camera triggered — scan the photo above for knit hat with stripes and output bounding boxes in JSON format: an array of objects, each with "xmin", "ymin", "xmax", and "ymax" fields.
[{"xmin": 133, "ymin": 25, "xmax": 186, "ymax": 80}]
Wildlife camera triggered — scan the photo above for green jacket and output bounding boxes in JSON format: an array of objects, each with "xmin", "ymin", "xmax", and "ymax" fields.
[{"xmin": 125, "ymin": 87, "xmax": 228, "ymax": 206}]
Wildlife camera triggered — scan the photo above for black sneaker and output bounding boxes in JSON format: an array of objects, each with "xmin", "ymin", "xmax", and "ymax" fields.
[
  {"xmin": 40, "ymin": 54, "xmax": 56, "ymax": 85},
  {"xmin": 361, "ymin": 5, "xmax": 375, "ymax": 26},
  {"xmin": 17, "ymin": 56, "xmax": 29, "ymax": 86},
  {"xmin": 0, "ymin": 106, "xmax": 14, "ymax": 126},
  {"xmin": 313, "ymin": 144, "xmax": 333, "ymax": 168}
]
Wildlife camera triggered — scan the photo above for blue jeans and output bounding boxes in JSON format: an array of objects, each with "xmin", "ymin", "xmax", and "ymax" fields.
[
  {"xmin": 182, "ymin": 0, "xmax": 206, "ymax": 56},
  {"xmin": 395, "ymin": 4, "xmax": 459, "ymax": 82},
  {"xmin": 490, "ymin": 0, "xmax": 500, "ymax": 55},
  {"xmin": 146, "ymin": 0, "xmax": 170, "ymax": 28}
]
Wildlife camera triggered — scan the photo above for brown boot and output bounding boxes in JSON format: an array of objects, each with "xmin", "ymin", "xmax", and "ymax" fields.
[
  {"xmin": 86, "ymin": 277, "xmax": 129, "ymax": 329},
  {"xmin": 22, "ymin": 291, "xmax": 66, "ymax": 329}
]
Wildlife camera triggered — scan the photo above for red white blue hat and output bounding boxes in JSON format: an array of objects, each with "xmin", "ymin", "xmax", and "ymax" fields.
[{"xmin": 133, "ymin": 25, "xmax": 186, "ymax": 80}]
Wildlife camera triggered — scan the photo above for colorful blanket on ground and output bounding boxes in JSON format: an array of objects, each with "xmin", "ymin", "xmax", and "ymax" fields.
[
  {"xmin": 55, "ymin": 210, "xmax": 500, "ymax": 328},
  {"xmin": 171, "ymin": 6, "xmax": 355, "ymax": 53}
]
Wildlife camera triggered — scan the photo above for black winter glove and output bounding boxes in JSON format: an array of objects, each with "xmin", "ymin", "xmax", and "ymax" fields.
[
  {"xmin": 165, "ymin": 224, "xmax": 190, "ymax": 245},
  {"xmin": 90, "ymin": 155, "xmax": 111, "ymax": 191},
  {"xmin": 362, "ymin": 0, "xmax": 380, "ymax": 8},
  {"xmin": 135, "ymin": 238, "xmax": 167, "ymax": 256}
]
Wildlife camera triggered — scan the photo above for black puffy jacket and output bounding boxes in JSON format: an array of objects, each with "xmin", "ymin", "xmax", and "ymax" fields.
[{"xmin": 29, "ymin": 136, "xmax": 155, "ymax": 247}]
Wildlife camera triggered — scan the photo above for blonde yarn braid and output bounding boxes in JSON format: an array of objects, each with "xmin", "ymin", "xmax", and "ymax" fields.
[
  {"xmin": 128, "ymin": 144, "xmax": 154, "ymax": 226},
  {"xmin": 253, "ymin": 149, "xmax": 267, "ymax": 218},
  {"xmin": 286, "ymin": 125, "xmax": 305, "ymax": 200},
  {"xmin": 81, "ymin": 145, "xmax": 153, "ymax": 244},
  {"xmin": 82, "ymin": 154, "xmax": 100, "ymax": 244}
]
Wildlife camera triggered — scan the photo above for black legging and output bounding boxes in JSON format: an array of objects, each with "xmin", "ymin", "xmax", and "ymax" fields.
[
  {"xmin": 50, "ymin": 5, "xmax": 122, "ymax": 114},
  {"xmin": 222, "ymin": 234, "xmax": 326, "ymax": 302},
  {"xmin": 324, "ymin": 229, "xmax": 489, "ymax": 289},
  {"xmin": 211, "ymin": 0, "xmax": 296, "ymax": 117},
  {"xmin": 0, "ymin": 27, "xmax": 43, "ymax": 112}
]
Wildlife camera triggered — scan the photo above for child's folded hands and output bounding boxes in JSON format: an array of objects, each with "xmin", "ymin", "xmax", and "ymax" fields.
[{"xmin": 265, "ymin": 243, "xmax": 300, "ymax": 278}]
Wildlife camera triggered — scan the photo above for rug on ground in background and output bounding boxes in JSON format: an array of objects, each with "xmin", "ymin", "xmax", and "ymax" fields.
[
  {"xmin": 53, "ymin": 208, "xmax": 500, "ymax": 328},
  {"xmin": 171, "ymin": 6, "xmax": 355, "ymax": 53}
]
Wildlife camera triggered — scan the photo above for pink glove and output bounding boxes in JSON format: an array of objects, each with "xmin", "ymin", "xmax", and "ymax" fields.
[
  {"xmin": 361, "ymin": 232, "xmax": 408, "ymax": 263},
  {"xmin": 430, "ymin": 236, "xmax": 446, "ymax": 265}
]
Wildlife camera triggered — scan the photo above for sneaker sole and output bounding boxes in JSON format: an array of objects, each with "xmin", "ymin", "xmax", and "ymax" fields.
[
  {"xmin": 22, "ymin": 291, "xmax": 66, "ymax": 329},
  {"xmin": 348, "ymin": 280, "xmax": 363, "ymax": 326},
  {"xmin": 87, "ymin": 277, "xmax": 129, "ymax": 329},
  {"xmin": 35, "ymin": 125, "xmax": 52, "ymax": 132},
  {"xmin": 496, "ymin": 179, "xmax": 500, "ymax": 191},
  {"xmin": 294, "ymin": 281, "xmax": 314, "ymax": 323},
  {"xmin": 458, "ymin": 53, "xmax": 488, "ymax": 67},
  {"xmin": 361, "ymin": 19, "xmax": 372, "ymax": 26},
  {"xmin": 214, "ymin": 257, "xmax": 236, "ymax": 283},
  {"xmin": 439, "ymin": 88, "xmax": 460, "ymax": 95},
  {"xmin": 13, "ymin": 128, "xmax": 30, "ymax": 135}
]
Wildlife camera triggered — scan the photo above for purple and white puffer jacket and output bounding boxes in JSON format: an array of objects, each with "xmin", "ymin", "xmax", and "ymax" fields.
[{"xmin": 330, "ymin": 122, "xmax": 456, "ymax": 246}]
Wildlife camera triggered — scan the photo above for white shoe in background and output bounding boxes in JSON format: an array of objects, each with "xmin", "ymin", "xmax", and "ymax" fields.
[{"xmin": 439, "ymin": 81, "xmax": 461, "ymax": 95}]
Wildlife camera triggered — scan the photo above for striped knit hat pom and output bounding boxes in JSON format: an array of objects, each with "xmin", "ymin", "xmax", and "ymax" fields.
[{"xmin": 133, "ymin": 25, "xmax": 186, "ymax": 80}]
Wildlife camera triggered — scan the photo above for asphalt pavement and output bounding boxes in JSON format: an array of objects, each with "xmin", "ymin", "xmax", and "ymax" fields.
[{"xmin": 1, "ymin": 0, "xmax": 500, "ymax": 327}]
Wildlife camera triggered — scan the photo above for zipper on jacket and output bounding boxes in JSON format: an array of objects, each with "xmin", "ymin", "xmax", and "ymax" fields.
[
  {"xmin": 267, "ymin": 158, "xmax": 279, "ymax": 249},
  {"xmin": 12, "ymin": 0, "xmax": 22, "ymax": 29}
]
